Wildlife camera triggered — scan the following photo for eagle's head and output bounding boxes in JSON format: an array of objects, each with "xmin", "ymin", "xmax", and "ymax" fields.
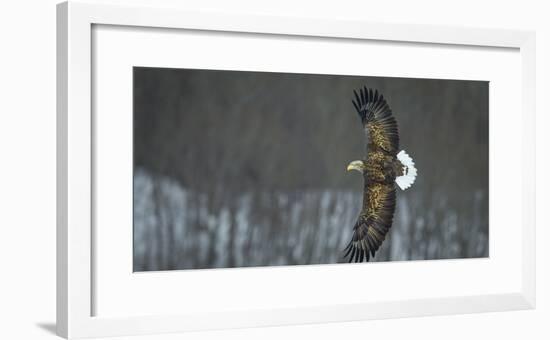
[{"xmin": 346, "ymin": 160, "xmax": 365, "ymax": 173}]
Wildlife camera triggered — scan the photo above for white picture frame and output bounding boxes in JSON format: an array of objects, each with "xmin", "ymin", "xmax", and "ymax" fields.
[{"xmin": 57, "ymin": 1, "xmax": 536, "ymax": 338}]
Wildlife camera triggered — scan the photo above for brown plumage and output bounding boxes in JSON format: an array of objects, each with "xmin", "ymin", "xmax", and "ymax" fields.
[{"xmin": 344, "ymin": 87, "xmax": 414, "ymax": 262}]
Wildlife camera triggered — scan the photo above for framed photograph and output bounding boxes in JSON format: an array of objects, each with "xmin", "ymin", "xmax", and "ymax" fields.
[{"xmin": 57, "ymin": 1, "xmax": 536, "ymax": 338}]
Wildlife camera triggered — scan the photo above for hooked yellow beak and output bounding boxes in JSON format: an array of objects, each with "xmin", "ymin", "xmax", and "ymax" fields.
[{"xmin": 347, "ymin": 160, "xmax": 364, "ymax": 173}]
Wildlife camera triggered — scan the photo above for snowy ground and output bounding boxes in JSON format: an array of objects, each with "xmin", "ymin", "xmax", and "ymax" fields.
[{"xmin": 134, "ymin": 168, "xmax": 488, "ymax": 271}]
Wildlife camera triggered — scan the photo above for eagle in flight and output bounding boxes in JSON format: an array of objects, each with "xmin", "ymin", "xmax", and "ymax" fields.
[{"xmin": 344, "ymin": 87, "xmax": 417, "ymax": 262}]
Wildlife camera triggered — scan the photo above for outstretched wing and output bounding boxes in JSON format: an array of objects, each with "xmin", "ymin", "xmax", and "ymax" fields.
[
  {"xmin": 344, "ymin": 182, "xmax": 396, "ymax": 262},
  {"xmin": 352, "ymin": 87, "xmax": 399, "ymax": 155}
]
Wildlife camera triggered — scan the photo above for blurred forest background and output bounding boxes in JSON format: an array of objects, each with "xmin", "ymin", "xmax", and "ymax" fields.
[{"xmin": 133, "ymin": 67, "xmax": 489, "ymax": 271}]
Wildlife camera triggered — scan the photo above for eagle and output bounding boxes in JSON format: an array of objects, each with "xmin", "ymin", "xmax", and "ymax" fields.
[{"xmin": 343, "ymin": 87, "xmax": 417, "ymax": 262}]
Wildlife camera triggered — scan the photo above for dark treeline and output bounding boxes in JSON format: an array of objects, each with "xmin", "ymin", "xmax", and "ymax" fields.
[{"xmin": 133, "ymin": 67, "xmax": 489, "ymax": 271}]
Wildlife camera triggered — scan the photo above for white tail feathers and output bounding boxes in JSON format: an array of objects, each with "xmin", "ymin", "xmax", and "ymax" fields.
[{"xmin": 395, "ymin": 150, "xmax": 417, "ymax": 190}]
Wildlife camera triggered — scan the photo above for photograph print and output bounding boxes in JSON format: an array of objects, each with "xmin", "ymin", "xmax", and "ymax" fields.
[{"xmin": 133, "ymin": 67, "xmax": 488, "ymax": 271}]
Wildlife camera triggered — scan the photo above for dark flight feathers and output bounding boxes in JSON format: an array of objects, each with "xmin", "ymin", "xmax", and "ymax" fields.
[
  {"xmin": 352, "ymin": 87, "xmax": 399, "ymax": 155},
  {"xmin": 343, "ymin": 184, "xmax": 396, "ymax": 262},
  {"xmin": 345, "ymin": 87, "xmax": 400, "ymax": 263}
]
